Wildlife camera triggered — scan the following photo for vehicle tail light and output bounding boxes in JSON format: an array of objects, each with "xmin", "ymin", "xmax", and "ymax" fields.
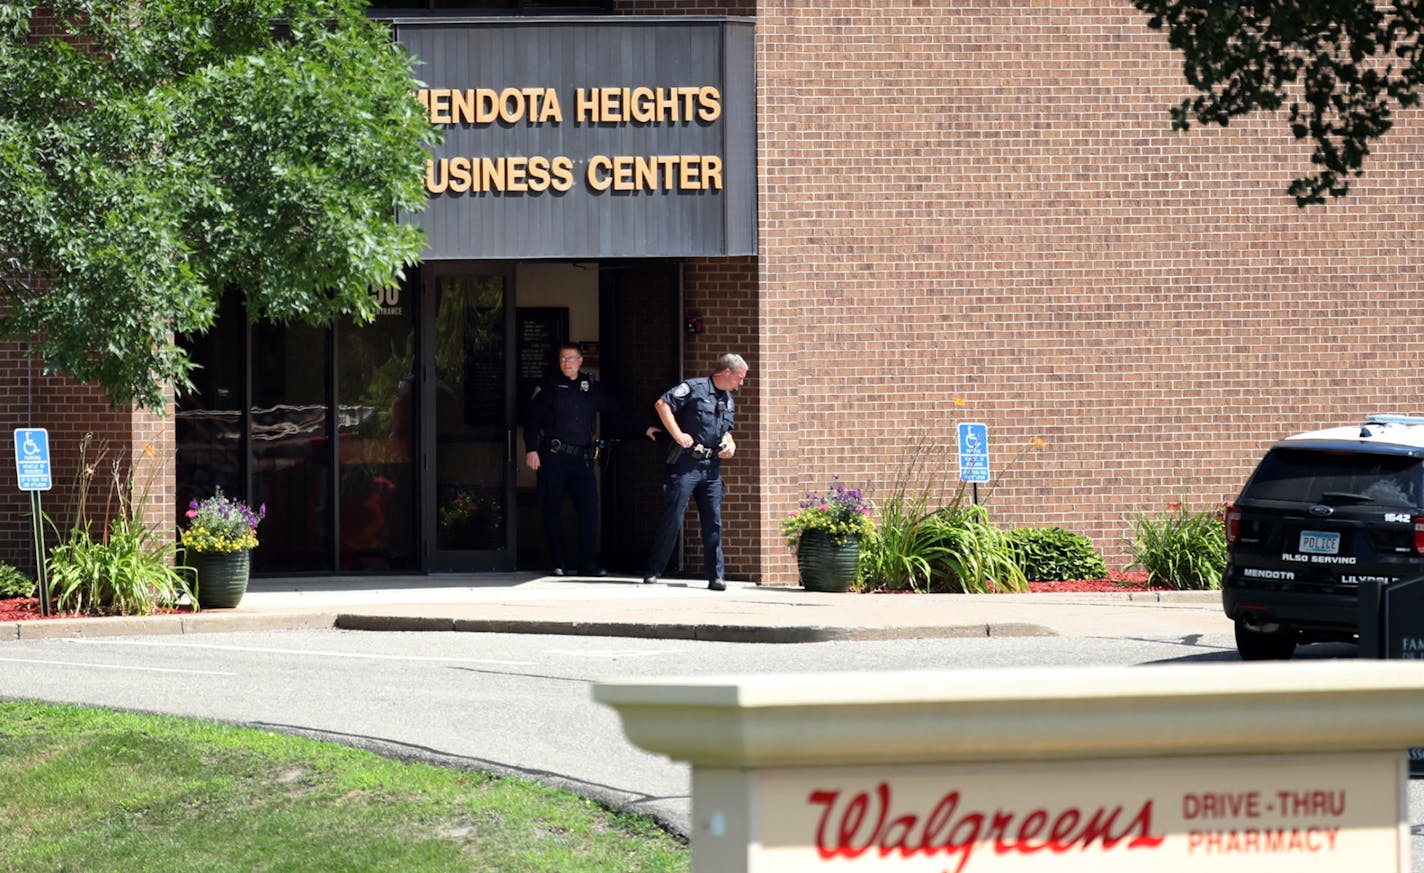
[
  {"xmin": 1414, "ymin": 517, "xmax": 1424, "ymax": 556},
  {"xmin": 1225, "ymin": 504, "xmax": 1241, "ymax": 545}
]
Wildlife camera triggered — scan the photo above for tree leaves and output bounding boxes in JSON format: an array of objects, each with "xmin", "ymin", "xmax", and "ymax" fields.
[
  {"xmin": 0, "ymin": 0, "xmax": 439, "ymax": 411},
  {"xmin": 1133, "ymin": 0, "xmax": 1424, "ymax": 205}
]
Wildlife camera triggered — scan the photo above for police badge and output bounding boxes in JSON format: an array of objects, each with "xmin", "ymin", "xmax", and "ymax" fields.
[{"xmin": 579, "ymin": 380, "xmax": 589, "ymax": 392}]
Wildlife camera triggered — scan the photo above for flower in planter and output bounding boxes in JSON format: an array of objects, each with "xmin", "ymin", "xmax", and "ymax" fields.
[
  {"xmin": 180, "ymin": 487, "xmax": 266, "ymax": 554},
  {"xmin": 780, "ymin": 479, "xmax": 874, "ymax": 548}
]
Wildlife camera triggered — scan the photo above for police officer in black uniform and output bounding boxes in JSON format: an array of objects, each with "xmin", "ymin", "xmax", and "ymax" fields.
[
  {"xmin": 642, "ymin": 353, "xmax": 749, "ymax": 591},
  {"xmin": 524, "ymin": 343, "xmax": 657, "ymax": 576}
]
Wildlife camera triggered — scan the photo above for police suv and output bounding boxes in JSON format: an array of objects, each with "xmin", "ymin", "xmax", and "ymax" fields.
[{"xmin": 1224, "ymin": 414, "xmax": 1424, "ymax": 660}]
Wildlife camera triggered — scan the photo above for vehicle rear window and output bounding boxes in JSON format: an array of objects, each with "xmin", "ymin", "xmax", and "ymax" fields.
[{"xmin": 1242, "ymin": 447, "xmax": 1423, "ymax": 506}]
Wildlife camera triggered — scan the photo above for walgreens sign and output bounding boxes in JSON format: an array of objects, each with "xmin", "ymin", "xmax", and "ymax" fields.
[{"xmin": 745, "ymin": 754, "xmax": 1401, "ymax": 872}]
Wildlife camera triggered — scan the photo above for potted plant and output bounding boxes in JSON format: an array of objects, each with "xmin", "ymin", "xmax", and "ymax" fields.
[
  {"xmin": 179, "ymin": 488, "xmax": 266, "ymax": 608},
  {"xmin": 780, "ymin": 480, "xmax": 874, "ymax": 592}
]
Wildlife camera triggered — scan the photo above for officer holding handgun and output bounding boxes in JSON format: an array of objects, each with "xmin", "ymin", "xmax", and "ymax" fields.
[
  {"xmin": 642, "ymin": 353, "xmax": 749, "ymax": 591},
  {"xmin": 524, "ymin": 343, "xmax": 657, "ymax": 577}
]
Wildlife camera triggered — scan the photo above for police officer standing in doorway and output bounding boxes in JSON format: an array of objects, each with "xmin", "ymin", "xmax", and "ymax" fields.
[
  {"xmin": 524, "ymin": 343, "xmax": 657, "ymax": 577},
  {"xmin": 643, "ymin": 353, "xmax": 749, "ymax": 591}
]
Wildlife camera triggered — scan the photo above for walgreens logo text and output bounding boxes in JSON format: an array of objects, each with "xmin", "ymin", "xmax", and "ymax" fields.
[{"xmin": 808, "ymin": 782, "xmax": 1165, "ymax": 872}]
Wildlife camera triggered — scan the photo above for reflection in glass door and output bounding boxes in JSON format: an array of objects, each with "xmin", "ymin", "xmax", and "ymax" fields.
[
  {"xmin": 427, "ymin": 272, "xmax": 513, "ymax": 569},
  {"xmin": 250, "ymin": 321, "xmax": 332, "ymax": 572},
  {"xmin": 336, "ymin": 288, "xmax": 417, "ymax": 572}
]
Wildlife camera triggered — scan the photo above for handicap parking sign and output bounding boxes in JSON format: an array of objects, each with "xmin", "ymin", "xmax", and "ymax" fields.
[
  {"xmin": 957, "ymin": 422, "xmax": 990, "ymax": 483},
  {"xmin": 14, "ymin": 428, "xmax": 52, "ymax": 492}
]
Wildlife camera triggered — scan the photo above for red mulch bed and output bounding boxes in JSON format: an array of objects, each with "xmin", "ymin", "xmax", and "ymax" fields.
[
  {"xmin": 0, "ymin": 598, "xmax": 195, "ymax": 622},
  {"xmin": 1024, "ymin": 570, "xmax": 1165, "ymax": 593}
]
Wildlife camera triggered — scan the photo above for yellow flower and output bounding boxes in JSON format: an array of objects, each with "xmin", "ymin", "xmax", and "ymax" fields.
[{"xmin": 952, "ymin": 396, "xmax": 966, "ymax": 407}]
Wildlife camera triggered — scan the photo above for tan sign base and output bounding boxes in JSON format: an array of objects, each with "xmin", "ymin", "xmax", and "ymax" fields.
[{"xmin": 595, "ymin": 661, "xmax": 1424, "ymax": 872}]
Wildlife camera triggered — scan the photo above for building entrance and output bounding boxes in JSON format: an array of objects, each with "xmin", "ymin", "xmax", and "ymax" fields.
[
  {"xmin": 175, "ymin": 260, "xmax": 676, "ymax": 577},
  {"xmin": 425, "ymin": 268, "xmax": 516, "ymax": 571}
]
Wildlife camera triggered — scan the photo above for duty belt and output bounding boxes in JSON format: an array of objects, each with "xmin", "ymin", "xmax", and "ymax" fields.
[
  {"xmin": 666, "ymin": 441, "xmax": 719, "ymax": 464},
  {"xmin": 544, "ymin": 438, "xmax": 591, "ymax": 457}
]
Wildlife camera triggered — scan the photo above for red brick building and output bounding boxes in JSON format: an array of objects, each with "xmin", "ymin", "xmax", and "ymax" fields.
[{"xmin": 5, "ymin": 1, "xmax": 1422, "ymax": 586}]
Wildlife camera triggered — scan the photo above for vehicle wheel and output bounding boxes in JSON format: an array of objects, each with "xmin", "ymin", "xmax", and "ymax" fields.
[{"xmin": 1234, "ymin": 619, "xmax": 1297, "ymax": 661}]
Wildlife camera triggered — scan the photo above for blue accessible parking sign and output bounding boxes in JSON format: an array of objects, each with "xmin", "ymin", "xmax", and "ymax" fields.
[
  {"xmin": 14, "ymin": 428, "xmax": 52, "ymax": 491},
  {"xmin": 957, "ymin": 422, "xmax": 990, "ymax": 483}
]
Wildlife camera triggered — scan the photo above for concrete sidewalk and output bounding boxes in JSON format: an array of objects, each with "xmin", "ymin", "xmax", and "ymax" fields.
[{"xmin": 0, "ymin": 572, "xmax": 1229, "ymax": 642}]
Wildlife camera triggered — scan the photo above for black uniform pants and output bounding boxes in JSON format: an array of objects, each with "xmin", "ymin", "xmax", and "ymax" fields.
[
  {"xmin": 537, "ymin": 451, "xmax": 598, "ymax": 571},
  {"xmin": 646, "ymin": 459, "xmax": 724, "ymax": 581}
]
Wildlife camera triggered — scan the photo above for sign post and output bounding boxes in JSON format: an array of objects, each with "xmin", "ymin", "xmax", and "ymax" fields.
[
  {"xmin": 13, "ymin": 428, "xmax": 52, "ymax": 616},
  {"xmin": 957, "ymin": 421, "xmax": 990, "ymax": 504}
]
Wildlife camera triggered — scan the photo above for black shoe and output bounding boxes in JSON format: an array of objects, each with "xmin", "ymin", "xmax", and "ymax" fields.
[
  {"xmin": 708, "ymin": 578, "xmax": 726, "ymax": 591},
  {"xmin": 641, "ymin": 575, "xmax": 658, "ymax": 585},
  {"xmin": 551, "ymin": 567, "xmax": 567, "ymax": 577},
  {"xmin": 579, "ymin": 567, "xmax": 608, "ymax": 578}
]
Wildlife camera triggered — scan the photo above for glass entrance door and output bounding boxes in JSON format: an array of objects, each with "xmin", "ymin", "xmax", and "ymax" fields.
[{"xmin": 426, "ymin": 269, "xmax": 515, "ymax": 570}]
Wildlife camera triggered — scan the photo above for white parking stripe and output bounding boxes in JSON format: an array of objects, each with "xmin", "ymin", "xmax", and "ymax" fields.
[
  {"xmin": 0, "ymin": 656, "xmax": 235, "ymax": 676},
  {"xmin": 64, "ymin": 638, "xmax": 535, "ymax": 666},
  {"xmin": 542, "ymin": 648, "xmax": 684, "ymax": 658}
]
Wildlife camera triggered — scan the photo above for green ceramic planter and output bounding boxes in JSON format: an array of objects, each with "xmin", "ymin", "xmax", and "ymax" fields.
[
  {"xmin": 796, "ymin": 530, "xmax": 860, "ymax": 592},
  {"xmin": 189, "ymin": 549, "xmax": 250, "ymax": 609}
]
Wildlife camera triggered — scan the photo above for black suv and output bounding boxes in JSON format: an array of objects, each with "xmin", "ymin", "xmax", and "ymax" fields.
[{"xmin": 1224, "ymin": 414, "xmax": 1424, "ymax": 660}]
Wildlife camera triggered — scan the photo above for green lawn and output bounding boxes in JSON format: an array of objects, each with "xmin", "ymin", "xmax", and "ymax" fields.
[{"xmin": 0, "ymin": 700, "xmax": 688, "ymax": 872}]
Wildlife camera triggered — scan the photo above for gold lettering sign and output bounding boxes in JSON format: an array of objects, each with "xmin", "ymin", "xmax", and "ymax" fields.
[{"xmin": 417, "ymin": 85, "xmax": 725, "ymax": 195}]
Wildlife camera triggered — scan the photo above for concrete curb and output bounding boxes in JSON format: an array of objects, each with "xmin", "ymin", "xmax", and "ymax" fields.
[
  {"xmin": 4, "ymin": 612, "xmax": 337, "ymax": 641},
  {"xmin": 333, "ymin": 614, "xmax": 1059, "ymax": 643},
  {"xmin": 4, "ymin": 613, "xmax": 1063, "ymax": 645},
  {"xmin": 1123, "ymin": 591, "xmax": 1219, "ymax": 603}
]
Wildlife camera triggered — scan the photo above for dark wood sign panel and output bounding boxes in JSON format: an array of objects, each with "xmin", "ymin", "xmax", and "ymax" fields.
[{"xmin": 395, "ymin": 18, "xmax": 756, "ymax": 260}]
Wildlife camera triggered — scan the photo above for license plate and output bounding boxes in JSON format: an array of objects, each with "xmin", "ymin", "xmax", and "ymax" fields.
[{"xmin": 1299, "ymin": 530, "xmax": 1340, "ymax": 555}]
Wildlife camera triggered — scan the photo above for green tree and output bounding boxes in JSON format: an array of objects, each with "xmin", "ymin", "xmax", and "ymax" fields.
[
  {"xmin": 0, "ymin": 0, "xmax": 439, "ymax": 411},
  {"xmin": 1133, "ymin": 0, "xmax": 1424, "ymax": 206}
]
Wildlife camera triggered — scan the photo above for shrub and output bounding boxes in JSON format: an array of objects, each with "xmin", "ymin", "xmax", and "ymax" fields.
[
  {"xmin": 859, "ymin": 439, "xmax": 1025, "ymax": 593},
  {"xmin": 859, "ymin": 439, "xmax": 964, "ymax": 592},
  {"xmin": 0, "ymin": 565, "xmax": 33, "ymax": 599},
  {"xmin": 45, "ymin": 436, "xmax": 194, "ymax": 615},
  {"xmin": 926, "ymin": 504, "xmax": 1027, "ymax": 594},
  {"xmin": 861, "ymin": 484, "xmax": 953, "ymax": 592},
  {"xmin": 1128, "ymin": 502, "xmax": 1226, "ymax": 590},
  {"xmin": 1007, "ymin": 527, "xmax": 1107, "ymax": 582}
]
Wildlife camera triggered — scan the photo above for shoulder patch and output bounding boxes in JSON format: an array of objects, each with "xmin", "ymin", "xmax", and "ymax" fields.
[{"xmin": 672, "ymin": 382, "xmax": 692, "ymax": 398}]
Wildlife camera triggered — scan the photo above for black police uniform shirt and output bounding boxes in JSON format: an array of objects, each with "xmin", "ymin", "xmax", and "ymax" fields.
[
  {"xmin": 523, "ymin": 372, "xmax": 626, "ymax": 452},
  {"xmin": 660, "ymin": 376, "xmax": 734, "ymax": 450}
]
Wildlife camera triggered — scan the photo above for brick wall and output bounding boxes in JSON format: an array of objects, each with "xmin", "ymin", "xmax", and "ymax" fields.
[
  {"xmin": 0, "ymin": 342, "xmax": 174, "ymax": 576},
  {"xmin": 680, "ymin": 257, "xmax": 760, "ymax": 580},
  {"xmin": 750, "ymin": 0, "xmax": 1424, "ymax": 583}
]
